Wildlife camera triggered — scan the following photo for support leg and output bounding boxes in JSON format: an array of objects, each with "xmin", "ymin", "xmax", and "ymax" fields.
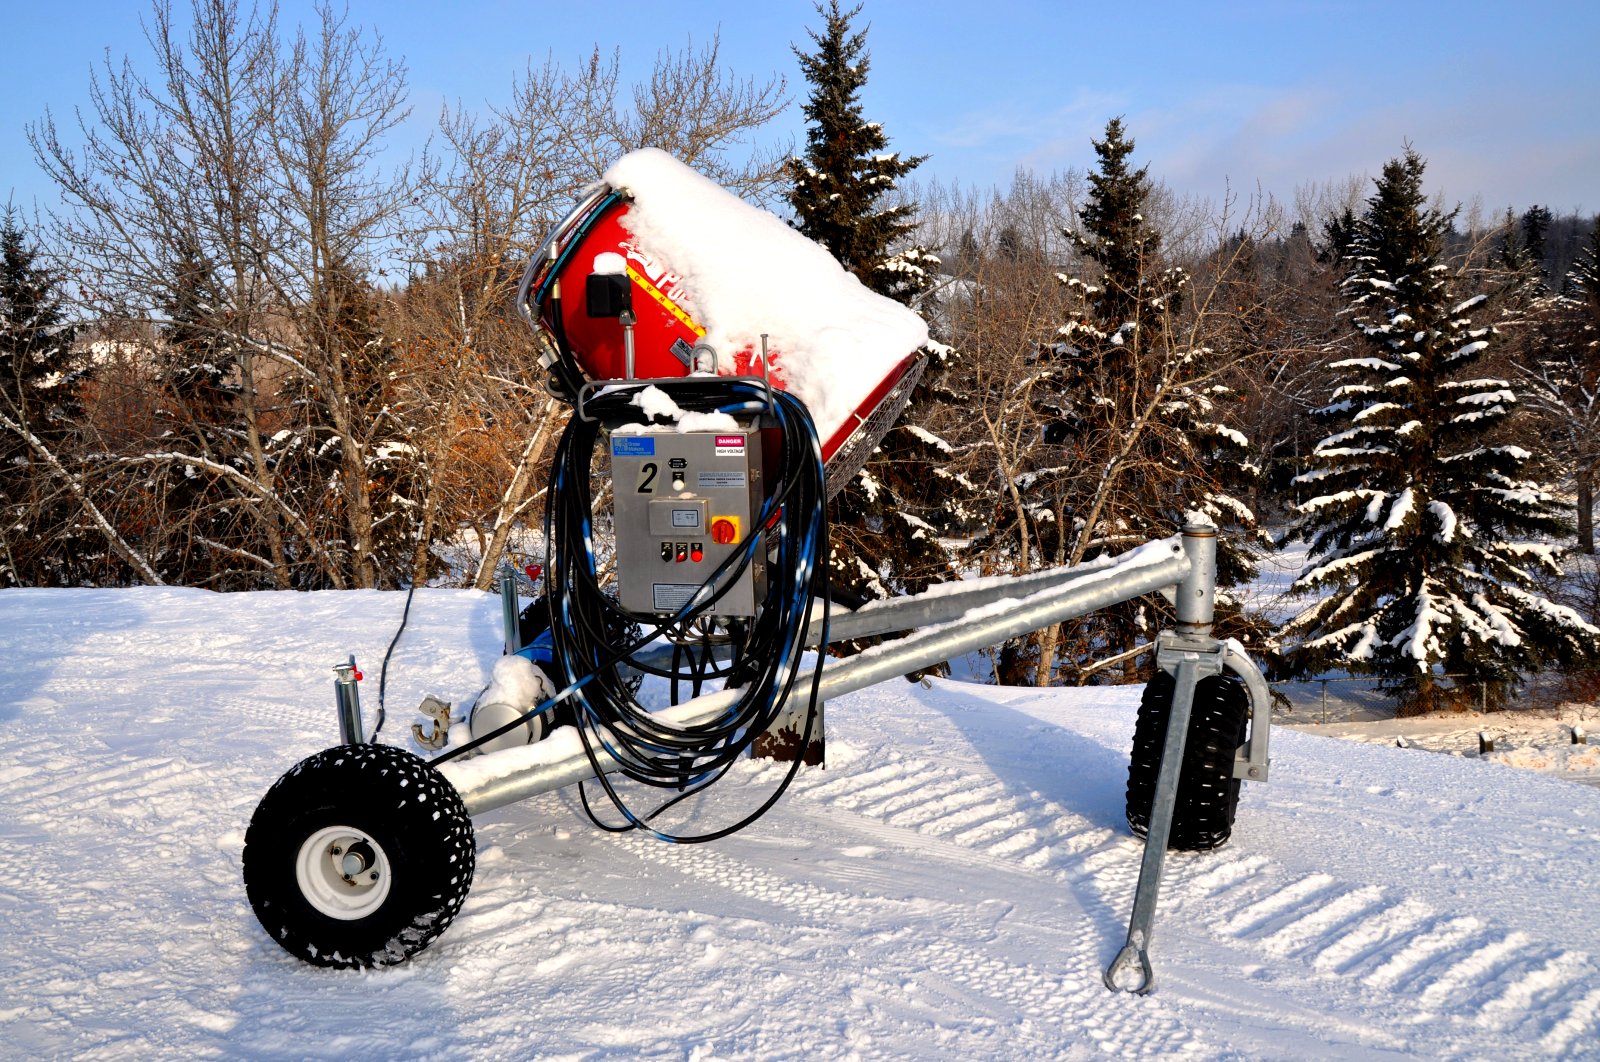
[
  {"xmin": 1104, "ymin": 640, "xmax": 1224, "ymax": 993},
  {"xmin": 1105, "ymin": 521, "xmax": 1223, "ymax": 994}
]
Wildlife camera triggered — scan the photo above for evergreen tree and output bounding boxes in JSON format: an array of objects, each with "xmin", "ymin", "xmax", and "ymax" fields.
[
  {"xmin": 1320, "ymin": 206, "xmax": 1360, "ymax": 265},
  {"xmin": 1233, "ymin": 219, "xmax": 1350, "ymax": 511},
  {"xmin": 982, "ymin": 118, "xmax": 1260, "ymax": 684},
  {"xmin": 786, "ymin": 0, "xmax": 930, "ymax": 303},
  {"xmin": 0, "ymin": 211, "xmax": 89, "ymax": 585},
  {"xmin": 1498, "ymin": 207, "xmax": 1547, "ymax": 303},
  {"xmin": 1522, "ymin": 204, "xmax": 1554, "ymax": 275},
  {"xmin": 149, "ymin": 235, "xmax": 255, "ymax": 585},
  {"xmin": 1569, "ymin": 217, "xmax": 1600, "ymax": 318},
  {"xmin": 1516, "ymin": 217, "xmax": 1600, "ymax": 553},
  {"xmin": 1282, "ymin": 151, "xmax": 1597, "ymax": 711},
  {"xmin": 1565, "ymin": 220, "xmax": 1600, "ymax": 550},
  {"xmin": 786, "ymin": 0, "xmax": 975, "ymax": 607},
  {"xmin": 162, "ymin": 236, "xmax": 238, "ymax": 425},
  {"xmin": 825, "ymin": 339, "xmax": 980, "ymax": 607}
]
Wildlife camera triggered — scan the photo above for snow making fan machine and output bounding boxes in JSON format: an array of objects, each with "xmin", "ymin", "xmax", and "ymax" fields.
[
  {"xmin": 518, "ymin": 167, "xmax": 928, "ymax": 496},
  {"xmin": 240, "ymin": 149, "xmax": 1275, "ymax": 995}
]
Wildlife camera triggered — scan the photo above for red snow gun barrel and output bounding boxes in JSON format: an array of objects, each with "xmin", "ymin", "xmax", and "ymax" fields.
[{"xmin": 514, "ymin": 151, "xmax": 928, "ymax": 498}]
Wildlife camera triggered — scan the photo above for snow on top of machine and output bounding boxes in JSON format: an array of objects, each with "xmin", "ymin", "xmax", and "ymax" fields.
[
  {"xmin": 603, "ymin": 148, "xmax": 929, "ymax": 445},
  {"xmin": 616, "ymin": 383, "xmax": 742, "ymax": 434}
]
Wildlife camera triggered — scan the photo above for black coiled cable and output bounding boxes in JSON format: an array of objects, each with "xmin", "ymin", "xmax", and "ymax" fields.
[
  {"xmin": 433, "ymin": 377, "xmax": 829, "ymax": 844},
  {"xmin": 552, "ymin": 380, "xmax": 829, "ymax": 842}
]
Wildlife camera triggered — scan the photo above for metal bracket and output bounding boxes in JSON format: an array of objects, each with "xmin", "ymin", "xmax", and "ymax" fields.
[
  {"xmin": 1104, "ymin": 631, "xmax": 1228, "ymax": 994},
  {"xmin": 411, "ymin": 695, "xmax": 455, "ymax": 752},
  {"xmin": 1224, "ymin": 642, "xmax": 1272, "ymax": 783},
  {"xmin": 500, "ymin": 568, "xmax": 521, "ymax": 656}
]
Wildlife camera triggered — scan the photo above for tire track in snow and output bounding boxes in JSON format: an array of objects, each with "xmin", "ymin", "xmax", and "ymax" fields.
[
  {"xmin": 1361, "ymin": 915, "xmax": 1485, "ymax": 991},
  {"xmin": 1476, "ymin": 949, "xmax": 1592, "ymax": 1032},
  {"xmin": 1413, "ymin": 930, "xmax": 1535, "ymax": 1011},
  {"xmin": 796, "ymin": 742, "xmax": 1600, "ymax": 1055},
  {"xmin": 800, "ymin": 751, "xmax": 1116, "ymax": 878},
  {"xmin": 1174, "ymin": 859, "xmax": 1600, "ymax": 1052},
  {"xmin": 1214, "ymin": 872, "xmax": 1339, "ymax": 938},
  {"xmin": 1185, "ymin": 852, "xmax": 1270, "ymax": 897},
  {"xmin": 0, "ymin": 726, "xmax": 261, "ymax": 1057},
  {"xmin": 600, "ymin": 807, "xmax": 1213, "ymax": 1060},
  {"xmin": 1308, "ymin": 895, "xmax": 1433, "ymax": 974},
  {"xmin": 1252, "ymin": 884, "xmax": 1386, "ymax": 958},
  {"xmin": 0, "ymin": 736, "xmax": 74, "ymax": 796},
  {"xmin": 1541, "ymin": 986, "xmax": 1600, "ymax": 1056},
  {"xmin": 0, "ymin": 749, "xmax": 194, "ymax": 823},
  {"xmin": 1165, "ymin": 839, "xmax": 1600, "ymax": 1051}
]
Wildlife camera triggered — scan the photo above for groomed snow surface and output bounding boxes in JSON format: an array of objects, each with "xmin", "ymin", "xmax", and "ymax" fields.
[{"xmin": 4, "ymin": 587, "xmax": 1599, "ymax": 1060}]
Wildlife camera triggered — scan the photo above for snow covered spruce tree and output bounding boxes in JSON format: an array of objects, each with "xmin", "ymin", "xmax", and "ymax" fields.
[
  {"xmin": 143, "ymin": 235, "xmax": 261, "ymax": 586},
  {"xmin": 786, "ymin": 1, "xmax": 929, "ymax": 304},
  {"xmin": 0, "ymin": 212, "xmax": 99, "ymax": 586},
  {"xmin": 1514, "ymin": 216, "xmax": 1600, "ymax": 554},
  {"xmin": 1281, "ymin": 150, "xmax": 1598, "ymax": 711},
  {"xmin": 1569, "ymin": 220, "xmax": 1600, "ymax": 552},
  {"xmin": 981, "ymin": 118, "xmax": 1260, "ymax": 685},
  {"xmin": 785, "ymin": 0, "xmax": 975, "ymax": 604},
  {"xmin": 1496, "ymin": 207, "xmax": 1550, "ymax": 306}
]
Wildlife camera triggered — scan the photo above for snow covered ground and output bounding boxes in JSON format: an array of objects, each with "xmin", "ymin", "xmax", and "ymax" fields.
[
  {"xmin": 4, "ymin": 586, "xmax": 1600, "ymax": 1059},
  {"xmin": 1291, "ymin": 708, "xmax": 1600, "ymax": 787}
]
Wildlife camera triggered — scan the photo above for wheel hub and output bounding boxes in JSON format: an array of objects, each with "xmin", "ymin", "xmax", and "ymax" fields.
[{"xmin": 295, "ymin": 826, "xmax": 392, "ymax": 920}]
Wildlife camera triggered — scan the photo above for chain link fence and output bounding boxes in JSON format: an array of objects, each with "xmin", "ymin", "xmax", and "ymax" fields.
[{"xmin": 1269, "ymin": 671, "xmax": 1600, "ymax": 725}]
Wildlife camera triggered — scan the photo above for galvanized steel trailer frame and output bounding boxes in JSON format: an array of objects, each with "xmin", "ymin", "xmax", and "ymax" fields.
[{"xmin": 372, "ymin": 522, "xmax": 1270, "ymax": 993}]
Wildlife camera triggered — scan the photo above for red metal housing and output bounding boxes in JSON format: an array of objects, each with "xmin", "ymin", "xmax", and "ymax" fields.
[{"xmin": 518, "ymin": 188, "xmax": 924, "ymax": 496}]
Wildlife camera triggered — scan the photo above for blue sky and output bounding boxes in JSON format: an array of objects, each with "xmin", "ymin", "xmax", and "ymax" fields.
[{"xmin": 5, "ymin": 0, "xmax": 1597, "ymax": 223}]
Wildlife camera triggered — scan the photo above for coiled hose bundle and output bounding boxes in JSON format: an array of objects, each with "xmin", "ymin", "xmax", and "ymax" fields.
[{"xmin": 438, "ymin": 377, "xmax": 830, "ymax": 843}]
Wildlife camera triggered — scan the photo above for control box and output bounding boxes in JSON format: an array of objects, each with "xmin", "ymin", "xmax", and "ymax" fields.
[{"xmin": 609, "ymin": 428, "xmax": 766, "ymax": 617}]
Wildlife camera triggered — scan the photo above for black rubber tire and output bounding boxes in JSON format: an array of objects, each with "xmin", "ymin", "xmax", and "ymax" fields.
[
  {"xmin": 1125, "ymin": 670, "xmax": 1249, "ymax": 852},
  {"xmin": 243, "ymin": 744, "xmax": 475, "ymax": 968},
  {"xmin": 518, "ymin": 596, "xmax": 553, "ymax": 648}
]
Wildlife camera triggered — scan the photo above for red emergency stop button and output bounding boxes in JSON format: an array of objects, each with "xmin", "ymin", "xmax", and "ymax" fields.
[{"xmin": 711, "ymin": 517, "xmax": 738, "ymax": 544}]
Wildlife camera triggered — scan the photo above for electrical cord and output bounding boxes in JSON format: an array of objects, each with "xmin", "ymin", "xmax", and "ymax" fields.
[
  {"xmin": 431, "ymin": 377, "xmax": 829, "ymax": 843},
  {"xmin": 532, "ymin": 191, "xmax": 623, "ymax": 403},
  {"xmin": 475, "ymin": 191, "xmax": 831, "ymax": 838},
  {"xmin": 559, "ymin": 381, "xmax": 826, "ymax": 810},
  {"xmin": 371, "ymin": 580, "xmax": 418, "ymax": 743}
]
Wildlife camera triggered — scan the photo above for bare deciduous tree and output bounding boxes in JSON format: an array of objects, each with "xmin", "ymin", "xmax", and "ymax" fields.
[
  {"xmin": 30, "ymin": 0, "xmax": 295, "ymax": 586},
  {"xmin": 923, "ymin": 139, "xmax": 1271, "ymax": 686},
  {"xmin": 402, "ymin": 34, "xmax": 788, "ymax": 590}
]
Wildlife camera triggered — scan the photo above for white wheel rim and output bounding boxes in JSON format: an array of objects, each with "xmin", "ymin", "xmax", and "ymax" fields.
[{"xmin": 294, "ymin": 825, "xmax": 393, "ymax": 920}]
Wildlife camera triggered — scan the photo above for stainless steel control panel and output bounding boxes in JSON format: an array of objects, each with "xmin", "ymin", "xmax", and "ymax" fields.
[{"xmin": 609, "ymin": 428, "xmax": 765, "ymax": 616}]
